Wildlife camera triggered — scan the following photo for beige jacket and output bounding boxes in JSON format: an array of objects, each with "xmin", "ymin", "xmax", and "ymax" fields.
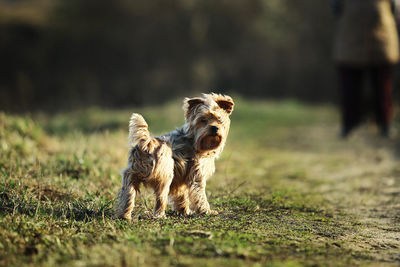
[{"xmin": 334, "ymin": 0, "xmax": 400, "ymax": 65}]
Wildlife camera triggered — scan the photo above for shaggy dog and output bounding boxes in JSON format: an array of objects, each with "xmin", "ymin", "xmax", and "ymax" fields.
[{"xmin": 115, "ymin": 93, "xmax": 234, "ymax": 220}]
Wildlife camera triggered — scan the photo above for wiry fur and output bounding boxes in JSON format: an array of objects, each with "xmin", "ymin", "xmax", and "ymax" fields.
[{"xmin": 115, "ymin": 93, "xmax": 234, "ymax": 220}]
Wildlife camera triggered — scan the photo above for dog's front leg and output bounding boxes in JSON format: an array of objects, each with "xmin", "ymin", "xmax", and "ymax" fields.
[
  {"xmin": 189, "ymin": 176, "xmax": 218, "ymax": 215},
  {"xmin": 171, "ymin": 185, "xmax": 192, "ymax": 216}
]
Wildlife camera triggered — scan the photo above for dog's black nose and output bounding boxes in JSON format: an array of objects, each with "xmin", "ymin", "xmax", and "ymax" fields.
[{"xmin": 210, "ymin": 126, "xmax": 219, "ymax": 134}]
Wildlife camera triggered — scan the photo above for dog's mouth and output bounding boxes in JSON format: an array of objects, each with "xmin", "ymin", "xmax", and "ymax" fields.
[{"xmin": 200, "ymin": 135, "xmax": 222, "ymax": 151}]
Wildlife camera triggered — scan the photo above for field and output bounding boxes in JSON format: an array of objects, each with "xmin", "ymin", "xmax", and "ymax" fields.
[{"xmin": 1, "ymin": 97, "xmax": 400, "ymax": 266}]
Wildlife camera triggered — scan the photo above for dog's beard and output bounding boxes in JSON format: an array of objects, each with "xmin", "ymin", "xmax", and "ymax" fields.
[{"xmin": 199, "ymin": 135, "xmax": 222, "ymax": 151}]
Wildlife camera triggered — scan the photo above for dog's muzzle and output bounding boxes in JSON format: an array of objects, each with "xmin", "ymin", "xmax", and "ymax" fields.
[{"xmin": 210, "ymin": 126, "xmax": 219, "ymax": 136}]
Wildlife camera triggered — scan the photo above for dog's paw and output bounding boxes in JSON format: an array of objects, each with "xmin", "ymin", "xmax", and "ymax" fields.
[
  {"xmin": 115, "ymin": 212, "xmax": 132, "ymax": 221},
  {"xmin": 207, "ymin": 209, "xmax": 219, "ymax": 215},
  {"xmin": 196, "ymin": 208, "xmax": 218, "ymax": 216},
  {"xmin": 181, "ymin": 209, "xmax": 193, "ymax": 217},
  {"xmin": 153, "ymin": 212, "xmax": 167, "ymax": 219}
]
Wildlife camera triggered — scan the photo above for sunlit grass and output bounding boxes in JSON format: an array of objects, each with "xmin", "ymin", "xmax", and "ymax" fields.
[{"xmin": 1, "ymin": 98, "xmax": 399, "ymax": 266}]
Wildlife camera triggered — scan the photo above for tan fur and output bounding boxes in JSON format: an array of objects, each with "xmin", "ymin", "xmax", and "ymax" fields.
[{"xmin": 115, "ymin": 93, "xmax": 234, "ymax": 220}]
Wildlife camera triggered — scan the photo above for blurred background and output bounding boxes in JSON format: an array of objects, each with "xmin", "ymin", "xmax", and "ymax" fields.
[{"xmin": 0, "ymin": 0, "xmax": 399, "ymax": 112}]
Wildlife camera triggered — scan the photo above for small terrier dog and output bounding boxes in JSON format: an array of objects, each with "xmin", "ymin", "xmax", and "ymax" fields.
[{"xmin": 115, "ymin": 93, "xmax": 234, "ymax": 220}]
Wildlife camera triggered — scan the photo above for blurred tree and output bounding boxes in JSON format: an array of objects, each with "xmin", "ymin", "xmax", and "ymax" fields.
[{"xmin": 1, "ymin": 0, "xmax": 379, "ymax": 112}]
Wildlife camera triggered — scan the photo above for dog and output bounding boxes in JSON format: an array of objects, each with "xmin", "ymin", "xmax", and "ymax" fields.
[{"xmin": 115, "ymin": 93, "xmax": 234, "ymax": 220}]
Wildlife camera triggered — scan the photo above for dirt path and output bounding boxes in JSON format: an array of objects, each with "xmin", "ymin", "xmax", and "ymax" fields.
[{"xmin": 303, "ymin": 126, "xmax": 400, "ymax": 263}]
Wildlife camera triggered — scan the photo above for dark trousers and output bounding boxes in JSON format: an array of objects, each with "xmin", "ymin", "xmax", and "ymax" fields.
[{"xmin": 337, "ymin": 64, "xmax": 394, "ymax": 134}]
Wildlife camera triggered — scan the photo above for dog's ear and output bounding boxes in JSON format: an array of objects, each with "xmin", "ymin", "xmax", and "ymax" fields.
[
  {"xmin": 216, "ymin": 98, "xmax": 234, "ymax": 115},
  {"xmin": 211, "ymin": 94, "xmax": 234, "ymax": 115},
  {"xmin": 183, "ymin": 97, "xmax": 205, "ymax": 120}
]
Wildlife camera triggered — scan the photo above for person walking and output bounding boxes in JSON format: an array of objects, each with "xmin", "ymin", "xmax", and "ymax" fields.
[{"xmin": 331, "ymin": 0, "xmax": 400, "ymax": 137}]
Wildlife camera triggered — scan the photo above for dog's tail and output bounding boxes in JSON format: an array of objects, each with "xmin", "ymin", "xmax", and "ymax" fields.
[{"xmin": 128, "ymin": 113, "xmax": 152, "ymax": 151}]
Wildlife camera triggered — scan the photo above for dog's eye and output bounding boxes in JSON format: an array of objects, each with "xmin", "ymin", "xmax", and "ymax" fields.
[{"xmin": 200, "ymin": 117, "xmax": 207, "ymax": 123}]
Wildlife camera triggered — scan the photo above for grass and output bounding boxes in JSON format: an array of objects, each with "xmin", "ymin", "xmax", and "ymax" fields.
[{"xmin": 1, "ymin": 97, "xmax": 400, "ymax": 266}]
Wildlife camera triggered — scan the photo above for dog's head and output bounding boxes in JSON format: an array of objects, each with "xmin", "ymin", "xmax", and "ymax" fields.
[{"xmin": 183, "ymin": 93, "xmax": 234, "ymax": 155}]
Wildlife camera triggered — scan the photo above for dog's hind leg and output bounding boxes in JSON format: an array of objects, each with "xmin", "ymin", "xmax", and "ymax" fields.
[
  {"xmin": 153, "ymin": 176, "xmax": 173, "ymax": 218},
  {"xmin": 115, "ymin": 169, "xmax": 137, "ymax": 220},
  {"xmin": 152, "ymin": 150, "xmax": 174, "ymax": 219}
]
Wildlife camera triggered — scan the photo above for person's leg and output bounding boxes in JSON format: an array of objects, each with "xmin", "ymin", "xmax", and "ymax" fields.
[
  {"xmin": 337, "ymin": 65, "xmax": 364, "ymax": 137},
  {"xmin": 370, "ymin": 64, "xmax": 394, "ymax": 137}
]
